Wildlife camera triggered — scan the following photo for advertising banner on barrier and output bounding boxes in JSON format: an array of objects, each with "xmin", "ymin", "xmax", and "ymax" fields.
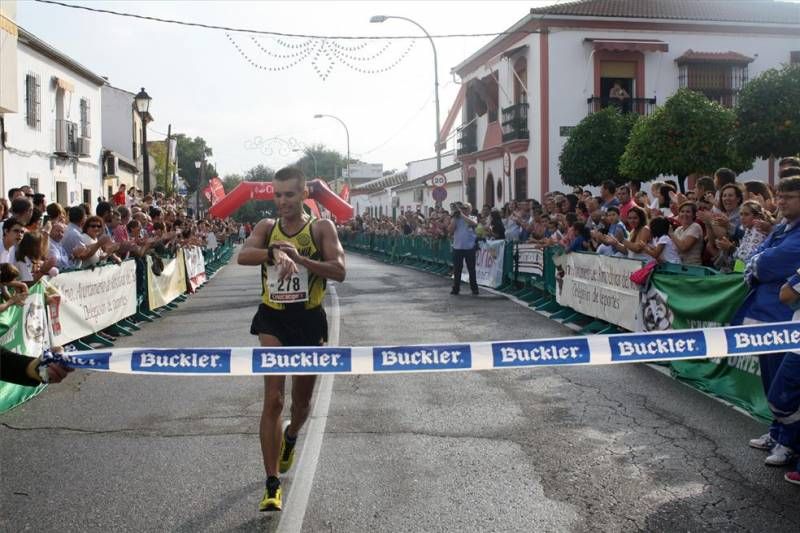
[
  {"xmin": 147, "ymin": 255, "xmax": 188, "ymax": 310},
  {"xmin": 517, "ymin": 244, "xmax": 544, "ymax": 277},
  {"xmin": 0, "ymin": 283, "xmax": 49, "ymax": 413},
  {"xmin": 182, "ymin": 247, "xmax": 207, "ymax": 292},
  {"xmin": 462, "ymin": 239, "xmax": 506, "ymax": 288},
  {"xmin": 46, "ymin": 261, "xmax": 137, "ymax": 345},
  {"xmin": 644, "ymin": 273, "xmax": 769, "ymax": 420},
  {"xmin": 556, "ymin": 253, "xmax": 644, "ymax": 331}
]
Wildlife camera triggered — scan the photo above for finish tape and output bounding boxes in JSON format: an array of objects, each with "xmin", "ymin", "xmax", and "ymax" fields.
[{"xmin": 44, "ymin": 321, "xmax": 799, "ymax": 376}]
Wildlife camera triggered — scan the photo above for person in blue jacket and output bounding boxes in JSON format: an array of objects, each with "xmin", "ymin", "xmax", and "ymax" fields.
[
  {"xmin": 737, "ymin": 177, "xmax": 800, "ymax": 466},
  {"xmin": 775, "ymin": 267, "xmax": 800, "ymax": 486}
]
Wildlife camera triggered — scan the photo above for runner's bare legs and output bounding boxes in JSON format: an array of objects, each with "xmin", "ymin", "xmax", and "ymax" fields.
[{"xmin": 259, "ymin": 333, "xmax": 316, "ymax": 476}]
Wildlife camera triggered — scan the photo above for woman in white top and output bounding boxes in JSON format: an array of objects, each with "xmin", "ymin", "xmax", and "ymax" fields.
[
  {"xmin": 13, "ymin": 231, "xmax": 55, "ymax": 283},
  {"xmin": 79, "ymin": 216, "xmax": 120, "ymax": 268},
  {"xmin": 669, "ymin": 201, "xmax": 704, "ymax": 266}
]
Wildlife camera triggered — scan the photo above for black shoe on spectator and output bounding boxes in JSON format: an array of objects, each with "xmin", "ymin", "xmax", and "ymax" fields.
[
  {"xmin": 450, "ymin": 289, "xmax": 459, "ymax": 295},
  {"xmin": 471, "ymin": 290, "xmax": 479, "ymax": 295}
]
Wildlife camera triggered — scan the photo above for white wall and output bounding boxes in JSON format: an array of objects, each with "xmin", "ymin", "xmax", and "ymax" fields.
[
  {"xmin": 101, "ymin": 85, "xmax": 134, "ymax": 160},
  {"xmin": 3, "ymin": 41, "xmax": 103, "ymax": 204}
]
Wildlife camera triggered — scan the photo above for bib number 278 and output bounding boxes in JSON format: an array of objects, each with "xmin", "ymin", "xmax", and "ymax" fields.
[{"xmin": 267, "ymin": 265, "xmax": 309, "ymax": 304}]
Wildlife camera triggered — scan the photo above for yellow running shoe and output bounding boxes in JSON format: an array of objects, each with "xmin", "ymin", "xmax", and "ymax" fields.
[
  {"xmin": 259, "ymin": 480, "xmax": 282, "ymax": 512},
  {"xmin": 279, "ymin": 423, "xmax": 297, "ymax": 474}
]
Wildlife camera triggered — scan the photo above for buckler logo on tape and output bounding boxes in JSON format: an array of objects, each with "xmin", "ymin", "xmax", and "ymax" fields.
[
  {"xmin": 609, "ymin": 331, "xmax": 707, "ymax": 362},
  {"xmin": 132, "ymin": 349, "xmax": 232, "ymax": 373},
  {"xmin": 492, "ymin": 338, "xmax": 590, "ymax": 367},
  {"xmin": 372, "ymin": 344, "xmax": 471, "ymax": 372},
  {"xmin": 725, "ymin": 323, "xmax": 800, "ymax": 354},
  {"xmin": 253, "ymin": 348, "xmax": 352, "ymax": 373},
  {"xmin": 62, "ymin": 351, "xmax": 111, "ymax": 370}
]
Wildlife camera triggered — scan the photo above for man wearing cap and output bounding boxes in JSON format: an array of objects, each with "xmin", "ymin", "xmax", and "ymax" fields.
[{"xmin": 447, "ymin": 201, "xmax": 479, "ymax": 295}]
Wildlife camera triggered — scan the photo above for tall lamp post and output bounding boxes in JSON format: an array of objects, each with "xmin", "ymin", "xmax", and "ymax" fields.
[
  {"xmin": 194, "ymin": 155, "xmax": 205, "ymax": 220},
  {"xmin": 313, "ymin": 114, "xmax": 350, "ymax": 191},
  {"xmin": 134, "ymin": 88, "xmax": 153, "ymax": 193},
  {"xmin": 293, "ymin": 148, "xmax": 318, "ymax": 177},
  {"xmin": 370, "ymin": 15, "xmax": 441, "ymax": 170}
]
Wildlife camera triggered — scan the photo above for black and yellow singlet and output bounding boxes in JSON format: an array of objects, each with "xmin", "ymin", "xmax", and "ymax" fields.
[{"xmin": 261, "ymin": 216, "xmax": 326, "ymax": 310}]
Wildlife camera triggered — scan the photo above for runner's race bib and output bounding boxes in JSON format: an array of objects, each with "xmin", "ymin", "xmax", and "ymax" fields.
[{"xmin": 267, "ymin": 265, "xmax": 309, "ymax": 303}]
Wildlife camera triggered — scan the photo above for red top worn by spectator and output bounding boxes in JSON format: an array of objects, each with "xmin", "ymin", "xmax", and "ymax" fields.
[{"xmin": 113, "ymin": 190, "xmax": 127, "ymax": 207}]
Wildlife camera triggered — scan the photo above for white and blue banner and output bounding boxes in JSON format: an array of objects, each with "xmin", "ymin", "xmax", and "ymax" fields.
[
  {"xmin": 45, "ymin": 321, "xmax": 800, "ymax": 376},
  {"xmin": 462, "ymin": 239, "xmax": 505, "ymax": 288}
]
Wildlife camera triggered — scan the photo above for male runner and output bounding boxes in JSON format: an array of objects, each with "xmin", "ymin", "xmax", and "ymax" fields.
[{"xmin": 238, "ymin": 167, "xmax": 346, "ymax": 512}]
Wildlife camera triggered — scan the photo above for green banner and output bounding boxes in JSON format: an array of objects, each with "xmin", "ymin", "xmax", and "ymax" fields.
[
  {"xmin": 647, "ymin": 273, "xmax": 770, "ymax": 422},
  {"xmin": 0, "ymin": 283, "xmax": 48, "ymax": 414}
]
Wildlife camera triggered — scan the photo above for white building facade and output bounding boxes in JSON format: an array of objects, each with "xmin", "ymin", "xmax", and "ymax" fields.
[
  {"xmin": 2, "ymin": 27, "xmax": 105, "ymax": 205},
  {"xmin": 448, "ymin": 0, "xmax": 800, "ymax": 208}
]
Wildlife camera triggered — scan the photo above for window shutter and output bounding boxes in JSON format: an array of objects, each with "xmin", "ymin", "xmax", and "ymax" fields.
[
  {"xmin": 25, "ymin": 74, "xmax": 34, "ymax": 127},
  {"xmin": 85, "ymin": 100, "xmax": 91, "ymax": 138},
  {"xmin": 34, "ymin": 74, "xmax": 41, "ymax": 129}
]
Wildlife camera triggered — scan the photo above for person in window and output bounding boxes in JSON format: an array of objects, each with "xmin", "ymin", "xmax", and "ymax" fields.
[{"xmin": 609, "ymin": 80, "xmax": 630, "ymax": 110}]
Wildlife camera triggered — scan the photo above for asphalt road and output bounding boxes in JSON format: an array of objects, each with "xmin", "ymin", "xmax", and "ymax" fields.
[{"xmin": 1, "ymin": 251, "xmax": 797, "ymax": 532}]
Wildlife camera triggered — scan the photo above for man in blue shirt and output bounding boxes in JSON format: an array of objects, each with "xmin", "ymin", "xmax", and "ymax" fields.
[
  {"xmin": 775, "ymin": 267, "xmax": 800, "ymax": 486},
  {"xmin": 448, "ymin": 202, "xmax": 479, "ymax": 295},
  {"xmin": 739, "ymin": 177, "xmax": 800, "ymax": 466}
]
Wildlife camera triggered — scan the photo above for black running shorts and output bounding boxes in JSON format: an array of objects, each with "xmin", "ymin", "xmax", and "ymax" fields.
[{"xmin": 250, "ymin": 304, "xmax": 328, "ymax": 346}]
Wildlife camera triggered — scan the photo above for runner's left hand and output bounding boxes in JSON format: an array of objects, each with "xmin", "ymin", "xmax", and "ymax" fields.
[{"xmin": 272, "ymin": 241, "xmax": 302, "ymax": 263}]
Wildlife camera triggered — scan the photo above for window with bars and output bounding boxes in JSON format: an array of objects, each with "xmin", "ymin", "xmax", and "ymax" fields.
[
  {"xmin": 29, "ymin": 176, "xmax": 39, "ymax": 193},
  {"xmin": 25, "ymin": 73, "xmax": 41, "ymax": 129},
  {"xmin": 678, "ymin": 63, "xmax": 748, "ymax": 108},
  {"xmin": 80, "ymin": 98, "xmax": 91, "ymax": 138}
]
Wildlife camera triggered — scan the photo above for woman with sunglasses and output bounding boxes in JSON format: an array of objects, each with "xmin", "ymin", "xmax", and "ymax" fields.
[{"xmin": 79, "ymin": 216, "xmax": 120, "ymax": 268}]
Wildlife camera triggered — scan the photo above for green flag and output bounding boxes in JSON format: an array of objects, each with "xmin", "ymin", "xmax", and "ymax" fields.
[
  {"xmin": 0, "ymin": 283, "xmax": 48, "ymax": 413},
  {"xmin": 647, "ymin": 272, "xmax": 770, "ymax": 422}
]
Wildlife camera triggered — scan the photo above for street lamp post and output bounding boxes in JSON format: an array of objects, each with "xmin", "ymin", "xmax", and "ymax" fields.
[
  {"xmin": 314, "ymin": 114, "xmax": 350, "ymax": 191},
  {"xmin": 134, "ymin": 88, "xmax": 153, "ymax": 193},
  {"xmin": 194, "ymin": 155, "xmax": 205, "ymax": 220},
  {"xmin": 370, "ymin": 15, "xmax": 441, "ymax": 170},
  {"xmin": 293, "ymin": 148, "xmax": 318, "ymax": 177}
]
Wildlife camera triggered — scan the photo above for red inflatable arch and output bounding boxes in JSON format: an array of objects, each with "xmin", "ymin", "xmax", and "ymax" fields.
[{"xmin": 207, "ymin": 179, "xmax": 353, "ymax": 221}]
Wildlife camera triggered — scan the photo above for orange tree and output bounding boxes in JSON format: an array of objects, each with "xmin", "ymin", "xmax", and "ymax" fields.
[
  {"xmin": 559, "ymin": 107, "xmax": 639, "ymax": 187},
  {"xmin": 620, "ymin": 89, "xmax": 751, "ymax": 191},
  {"xmin": 734, "ymin": 65, "xmax": 800, "ymax": 160}
]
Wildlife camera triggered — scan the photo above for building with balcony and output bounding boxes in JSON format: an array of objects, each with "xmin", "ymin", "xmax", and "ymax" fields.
[
  {"xmin": 1, "ymin": 23, "xmax": 105, "ymax": 206},
  {"xmin": 446, "ymin": 0, "xmax": 800, "ymax": 207},
  {"xmin": 101, "ymin": 84, "xmax": 149, "ymax": 199}
]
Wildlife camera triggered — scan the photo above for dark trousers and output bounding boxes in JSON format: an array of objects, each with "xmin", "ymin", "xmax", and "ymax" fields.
[
  {"xmin": 767, "ymin": 352, "xmax": 800, "ymax": 449},
  {"xmin": 452, "ymin": 248, "xmax": 478, "ymax": 293}
]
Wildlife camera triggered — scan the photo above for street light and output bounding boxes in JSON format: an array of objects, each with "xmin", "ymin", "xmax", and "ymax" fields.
[
  {"xmin": 314, "ymin": 114, "xmax": 350, "ymax": 190},
  {"xmin": 293, "ymin": 148, "xmax": 318, "ymax": 177},
  {"xmin": 370, "ymin": 15, "xmax": 441, "ymax": 170},
  {"xmin": 134, "ymin": 87, "xmax": 153, "ymax": 194},
  {"xmin": 194, "ymin": 156, "xmax": 205, "ymax": 220}
]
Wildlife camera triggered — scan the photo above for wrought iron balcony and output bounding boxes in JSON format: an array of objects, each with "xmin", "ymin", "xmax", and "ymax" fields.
[
  {"xmin": 501, "ymin": 103, "xmax": 529, "ymax": 142},
  {"xmin": 587, "ymin": 96, "xmax": 656, "ymax": 116},
  {"xmin": 54, "ymin": 119, "xmax": 78, "ymax": 156},
  {"xmin": 457, "ymin": 121, "xmax": 478, "ymax": 156}
]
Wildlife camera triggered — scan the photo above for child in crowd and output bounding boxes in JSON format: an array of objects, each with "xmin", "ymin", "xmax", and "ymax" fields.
[
  {"xmin": 14, "ymin": 231, "xmax": 56, "ymax": 283},
  {"xmin": 0, "ymin": 263, "xmax": 28, "ymax": 312},
  {"xmin": 646, "ymin": 217, "xmax": 682, "ymax": 264}
]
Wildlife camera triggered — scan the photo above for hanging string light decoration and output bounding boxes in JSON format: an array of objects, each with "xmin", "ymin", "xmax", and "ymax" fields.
[
  {"xmin": 226, "ymin": 33, "xmax": 416, "ymax": 81},
  {"xmin": 243, "ymin": 136, "xmax": 303, "ymax": 158}
]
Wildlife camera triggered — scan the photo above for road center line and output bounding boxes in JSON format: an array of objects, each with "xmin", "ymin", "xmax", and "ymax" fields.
[{"xmin": 277, "ymin": 283, "xmax": 339, "ymax": 533}]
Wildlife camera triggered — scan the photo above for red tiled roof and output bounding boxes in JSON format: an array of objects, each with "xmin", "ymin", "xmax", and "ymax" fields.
[
  {"xmin": 530, "ymin": 0, "xmax": 800, "ymax": 25},
  {"xmin": 675, "ymin": 50, "xmax": 755, "ymax": 64}
]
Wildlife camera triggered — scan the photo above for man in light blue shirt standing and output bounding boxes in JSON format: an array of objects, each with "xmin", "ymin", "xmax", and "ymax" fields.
[{"xmin": 448, "ymin": 202, "xmax": 479, "ymax": 295}]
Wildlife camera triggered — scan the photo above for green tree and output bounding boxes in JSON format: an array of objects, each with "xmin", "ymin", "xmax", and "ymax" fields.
[
  {"xmin": 175, "ymin": 134, "xmax": 215, "ymax": 194},
  {"xmin": 734, "ymin": 65, "xmax": 800, "ymax": 160},
  {"xmin": 558, "ymin": 107, "xmax": 639, "ymax": 187},
  {"xmin": 147, "ymin": 141, "xmax": 177, "ymax": 193},
  {"xmin": 620, "ymin": 89, "xmax": 751, "ymax": 191},
  {"xmin": 291, "ymin": 144, "xmax": 349, "ymax": 181}
]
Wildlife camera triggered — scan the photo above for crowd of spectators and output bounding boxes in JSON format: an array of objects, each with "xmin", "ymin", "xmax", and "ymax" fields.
[
  {"xmin": 340, "ymin": 157, "xmax": 800, "ymax": 486},
  {"xmin": 345, "ymin": 157, "xmax": 800, "ymax": 275}
]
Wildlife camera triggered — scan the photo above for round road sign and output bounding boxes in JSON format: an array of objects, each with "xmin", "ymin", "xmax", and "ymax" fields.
[
  {"xmin": 432, "ymin": 186, "xmax": 447, "ymax": 202},
  {"xmin": 431, "ymin": 173, "xmax": 447, "ymax": 188}
]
